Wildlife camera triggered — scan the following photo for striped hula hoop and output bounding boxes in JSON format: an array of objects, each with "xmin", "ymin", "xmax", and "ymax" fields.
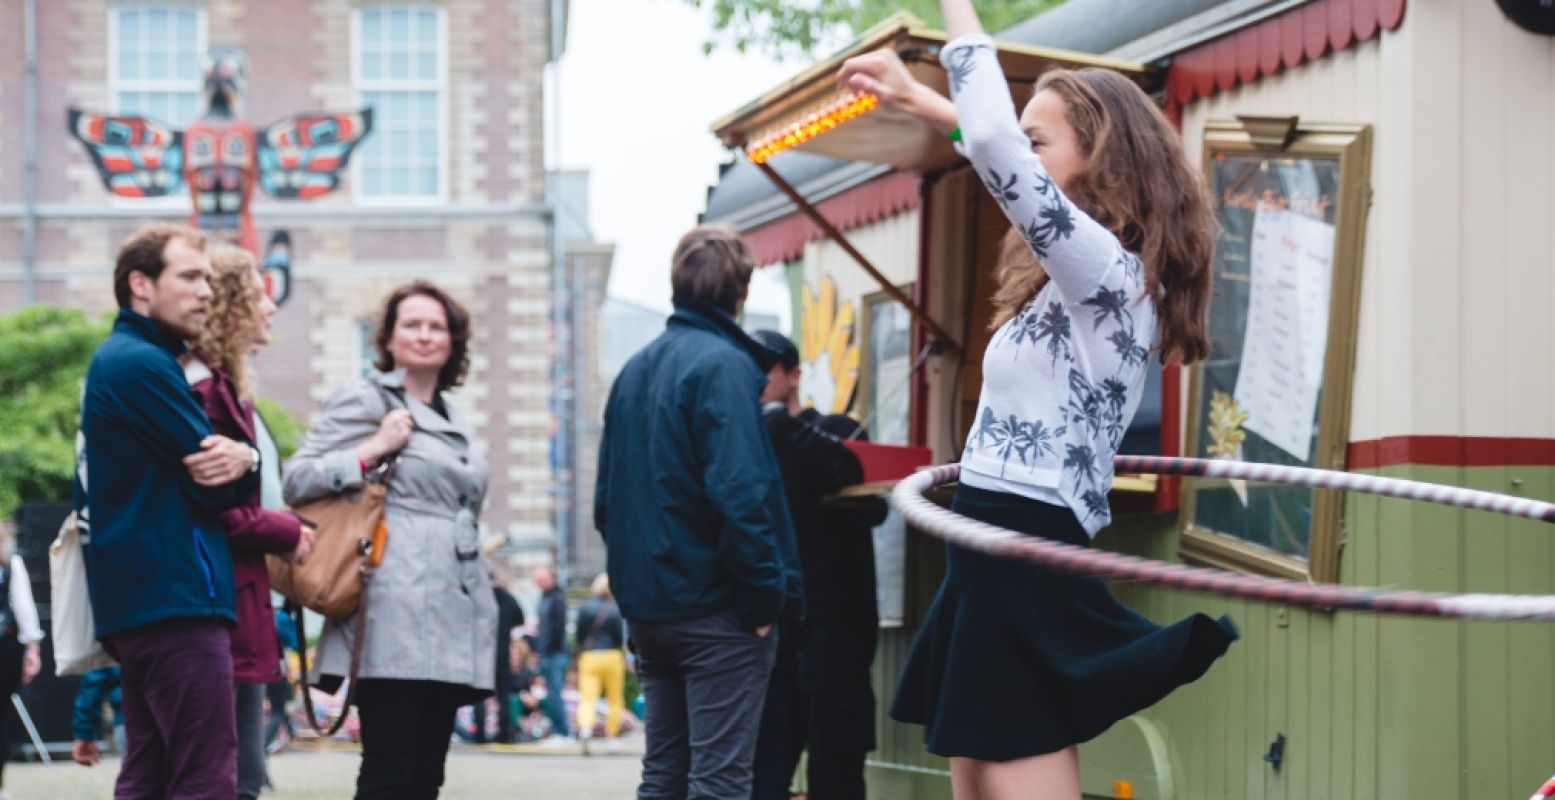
[{"xmin": 891, "ymin": 456, "xmax": 1555, "ymax": 621}]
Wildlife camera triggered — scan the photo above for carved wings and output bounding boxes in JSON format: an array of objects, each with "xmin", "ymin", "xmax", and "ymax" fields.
[
  {"xmin": 257, "ymin": 109, "xmax": 374, "ymax": 198},
  {"xmin": 66, "ymin": 109, "xmax": 184, "ymax": 197}
]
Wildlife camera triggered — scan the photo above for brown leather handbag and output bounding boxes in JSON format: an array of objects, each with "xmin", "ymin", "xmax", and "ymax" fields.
[
  {"xmin": 267, "ymin": 462, "xmax": 392, "ymax": 619},
  {"xmin": 268, "ymin": 460, "xmax": 395, "ymax": 737}
]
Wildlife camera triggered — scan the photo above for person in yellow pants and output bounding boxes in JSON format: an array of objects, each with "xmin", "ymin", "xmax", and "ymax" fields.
[{"xmin": 575, "ymin": 573, "xmax": 627, "ymax": 754}]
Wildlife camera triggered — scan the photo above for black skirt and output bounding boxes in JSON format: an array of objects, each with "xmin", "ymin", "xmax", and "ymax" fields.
[{"xmin": 890, "ymin": 484, "xmax": 1238, "ymax": 761}]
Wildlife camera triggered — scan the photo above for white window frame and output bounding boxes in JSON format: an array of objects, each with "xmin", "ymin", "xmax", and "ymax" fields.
[
  {"xmin": 350, "ymin": 4, "xmax": 450, "ymax": 205},
  {"xmin": 105, "ymin": 3, "xmax": 207, "ymax": 209}
]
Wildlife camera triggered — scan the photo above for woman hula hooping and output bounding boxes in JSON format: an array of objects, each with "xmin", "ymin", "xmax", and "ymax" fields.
[{"xmin": 839, "ymin": 1, "xmax": 1235, "ymax": 797}]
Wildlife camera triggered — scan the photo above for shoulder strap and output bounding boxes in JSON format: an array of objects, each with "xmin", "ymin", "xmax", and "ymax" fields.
[
  {"xmin": 580, "ymin": 601, "xmax": 613, "ymax": 651},
  {"xmin": 294, "ymin": 568, "xmax": 375, "ymax": 738}
]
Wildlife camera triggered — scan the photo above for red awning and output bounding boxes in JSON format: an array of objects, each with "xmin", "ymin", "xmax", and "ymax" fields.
[
  {"xmin": 1166, "ymin": 0, "xmax": 1406, "ymax": 106},
  {"xmin": 742, "ymin": 170, "xmax": 921, "ymax": 266}
]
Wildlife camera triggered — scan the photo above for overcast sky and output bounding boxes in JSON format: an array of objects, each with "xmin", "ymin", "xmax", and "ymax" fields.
[{"xmin": 548, "ymin": 0, "xmax": 796, "ymax": 312}]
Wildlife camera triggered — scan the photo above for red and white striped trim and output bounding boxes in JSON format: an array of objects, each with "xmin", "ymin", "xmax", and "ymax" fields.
[{"xmin": 892, "ymin": 457, "xmax": 1555, "ymax": 621}]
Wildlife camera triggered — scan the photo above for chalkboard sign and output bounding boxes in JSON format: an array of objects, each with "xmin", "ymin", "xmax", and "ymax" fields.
[{"xmin": 1180, "ymin": 119, "xmax": 1372, "ymax": 582}]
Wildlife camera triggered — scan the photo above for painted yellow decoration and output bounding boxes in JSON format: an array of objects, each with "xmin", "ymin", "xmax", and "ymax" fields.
[
  {"xmin": 798, "ymin": 277, "xmax": 860, "ymax": 414},
  {"xmin": 1206, "ymin": 390, "xmax": 1250, "ymax": 459}
]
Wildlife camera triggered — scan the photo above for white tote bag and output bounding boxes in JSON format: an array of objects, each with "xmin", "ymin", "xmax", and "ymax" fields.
[
  {"xmin": 52, "ymin": 428, "xmax": 114, "ymax": 676},
  {"xmin": 50, "ymin": 512, "xmax": 114, "ymax": 675}
]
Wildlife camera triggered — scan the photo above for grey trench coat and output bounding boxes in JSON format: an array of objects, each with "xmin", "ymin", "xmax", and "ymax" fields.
[{"xmin": 283, "ymin": 369, "xmax": 496, "ymax": 698}]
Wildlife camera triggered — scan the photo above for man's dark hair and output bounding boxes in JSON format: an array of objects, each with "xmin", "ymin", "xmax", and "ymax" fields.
[
  {"xmin": 371, "ymin": 280, "xmax": 473, "ymax": 393},
  {"xmin": 670, "ymin": 224, "xmax": 755, "ymax": 314},
  {"xmin": 113, "ymin": 223, "xmax": 208, "ymax": 309},
  {"xmin": 751, "ymin": 329, "xmax": 799, "ymax": 371}
]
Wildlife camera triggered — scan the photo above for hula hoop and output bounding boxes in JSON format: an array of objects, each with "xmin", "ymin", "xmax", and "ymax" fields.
[{"xmin": 891, "ymin": 455, "xmax": 1555, "ymax": 621}]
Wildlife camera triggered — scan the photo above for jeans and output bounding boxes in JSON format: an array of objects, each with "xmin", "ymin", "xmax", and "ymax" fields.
[
  {"xmin": 632, "ymin": 609, "xmax": 777, "ymax": 800},
  {"xmin": 539, "ymin": 652, "xmax": 570, "ymax": 736},
  {"xmin": 105, "ymin": 618, "xmax": 237, "ymax": 800},
  {"xmin": 263, "ymin": 677, "xmax": 294, "ymax": 749},
  {"xmin": 576, "ymin": 649, "xmax": 627, "ymax": 737},
  {"xmin": 235, "ymin": 682, "xmax": 267, "ymax": 799}
]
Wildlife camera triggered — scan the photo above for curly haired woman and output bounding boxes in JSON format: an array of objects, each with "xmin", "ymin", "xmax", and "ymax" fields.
[{"xmin": 184, "ymin": 244, "xmax": 315, "ymax": 800}]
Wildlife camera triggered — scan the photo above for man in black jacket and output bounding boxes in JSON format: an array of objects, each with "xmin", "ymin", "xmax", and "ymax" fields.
[
  {"xmin": 533, "ymin": 567, "xmax": 570, "ymax": 740},
  {"xmin": 597, "ymin": 225, "xmax": 798, "ymax": 799},
  {"xmin": 749, "ymin": 330, "xmax": 886, "ymax": 800}
]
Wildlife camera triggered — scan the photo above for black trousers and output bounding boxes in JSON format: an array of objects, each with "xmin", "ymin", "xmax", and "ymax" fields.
[
  {"xmin": 751, "ymin": 619, "xmax": 805, "ymax": 800},
  {"xmin": 806, "ymin": 749, "xmax": 867, "ymax": 799},
  {"xmin": 354, "ymin": 679, "xmax": 465, "ymax": 800},
  {"xmin": 470, "ymin": 685, "xmax": 514, "ymax": 743},
  {"xmin": 0, "ymin": 633, "xmax": 21, "ymax": 787}
]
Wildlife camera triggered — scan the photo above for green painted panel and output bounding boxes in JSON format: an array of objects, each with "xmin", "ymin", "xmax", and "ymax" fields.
[{"xmin": 868, "ymin": 466, "xmax": 1555, "ymax": 800}]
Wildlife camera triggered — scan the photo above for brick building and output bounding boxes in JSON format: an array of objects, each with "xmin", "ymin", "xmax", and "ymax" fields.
[{"xmin": 0, "ymin": 1, "xmax": 600, "ymax": 559}]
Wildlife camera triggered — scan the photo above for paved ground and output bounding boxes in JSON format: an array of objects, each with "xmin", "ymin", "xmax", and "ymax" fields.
[{"xmin": 4, "ymin": 736, "xmax": 646, "ymax": 798}]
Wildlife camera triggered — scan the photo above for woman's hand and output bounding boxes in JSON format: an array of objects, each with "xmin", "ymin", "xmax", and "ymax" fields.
[
  {"xmin": 356, "ymin": 409, "xmax": 414, "ymax": 466},
  {"xmin": 837, "ymin": 49, "xmax": 958, "ymax": 134},
  {"xmin": 185, "ymin": 435, "xmax": 255, "ymax": 486},
  {"xmin": 291, "ymin": 523, "xmax": 317, "ymax": 565},
  {"xmin": 21, "ymin": 642, "xmax": 40, "ymax": 683}
]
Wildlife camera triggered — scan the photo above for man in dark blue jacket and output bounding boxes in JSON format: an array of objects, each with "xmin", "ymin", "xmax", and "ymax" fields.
[
  {"xmin": 596, "ymin": 224, "xmax": 800, "ymax": 799},
  {"xmin": 77, "ymin": 223, "xmax": 260, "ymax": 798}
]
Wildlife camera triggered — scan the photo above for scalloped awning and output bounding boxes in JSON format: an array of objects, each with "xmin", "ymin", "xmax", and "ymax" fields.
[
  {"xmin": 742, "ymin": 170, "xmax": 920, "ymax": 266},
  {"xmin": 1166, "ymin": 0, "xmax": 1407, "ymax": 106}
]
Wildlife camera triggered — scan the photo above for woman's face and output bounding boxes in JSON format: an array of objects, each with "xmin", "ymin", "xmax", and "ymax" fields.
[
  {"xmin": 387, "ymin": 293, "xmax": 452, "ymax": 374},
  {"xmin": 1020, "ymin": 88, "xmax": 1084, "ymax": 196},
  {"xmin": 249, "ymin": 265, "xmax": 278, "ymax": 347}
]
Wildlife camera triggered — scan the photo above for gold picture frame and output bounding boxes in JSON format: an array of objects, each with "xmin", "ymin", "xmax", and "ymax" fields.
[{"xmin": 1178, "ymin": 118, "xmax": 1372, "ymax": 583}]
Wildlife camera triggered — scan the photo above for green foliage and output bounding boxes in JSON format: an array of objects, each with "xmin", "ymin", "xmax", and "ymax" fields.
[
  {"xmin": 0, "ymin": 307, "xmax": 111, "ymax": 520},
  {"xmin": 254, "ymin": 397, "xmax": 307, "ymax": 461},
  {"xmin": 685, "ymin": 0, "xmax": 1064, "ymax": 61}
]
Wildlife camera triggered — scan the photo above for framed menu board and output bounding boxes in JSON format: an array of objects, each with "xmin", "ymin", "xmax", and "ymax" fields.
[{"xmin": 1179, "ymin": 118, "xmax": 1372, "ymax": 582}]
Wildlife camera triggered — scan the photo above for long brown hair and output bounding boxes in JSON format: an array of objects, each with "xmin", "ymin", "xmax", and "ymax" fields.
[
  {"xmin": 371, "ymin": 281, "xmax": 473, "ymax": 393},
  {"xmin": 989, "ymin": 68, "xmax": 1213, "ymax": 365},
  {"xmin": 193, "ymin": 245, "xmax": 262, "ymax": 401}
]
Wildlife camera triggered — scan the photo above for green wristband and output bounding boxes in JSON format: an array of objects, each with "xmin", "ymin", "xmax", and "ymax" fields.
[{"xmin": 947, "ymin": 126, "xmax": 963, "ymax": 143}]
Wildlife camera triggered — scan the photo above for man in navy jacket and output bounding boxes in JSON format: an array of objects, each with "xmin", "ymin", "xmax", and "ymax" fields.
[
  {"xmin": 596, "ymin": 224, "xmax": 800, "ymax": 799},
  {"xmin": 77, "ymin": 223, "xmax": 260, "ymax": 798}
]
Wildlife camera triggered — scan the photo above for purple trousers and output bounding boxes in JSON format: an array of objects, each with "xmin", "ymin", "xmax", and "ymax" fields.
[{"xmin": 105, "ymin": 618, "xmax": 236, "ymax": 800}]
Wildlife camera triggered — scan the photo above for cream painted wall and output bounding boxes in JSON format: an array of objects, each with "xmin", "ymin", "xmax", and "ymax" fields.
[{"xmin": 1181, "ymin": 6, "xmax": 1555, "ymax": 444}]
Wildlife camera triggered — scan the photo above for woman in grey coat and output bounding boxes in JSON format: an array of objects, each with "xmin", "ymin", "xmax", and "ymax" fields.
[{"xmin": 283, "ymin": 281, "xmax": 496, "ymax": 800}]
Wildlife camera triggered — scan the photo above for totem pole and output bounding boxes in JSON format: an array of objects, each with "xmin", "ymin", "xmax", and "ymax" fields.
[{"xmin": 67, "ymin": 47, "xmax": 373, "ymax": 305}]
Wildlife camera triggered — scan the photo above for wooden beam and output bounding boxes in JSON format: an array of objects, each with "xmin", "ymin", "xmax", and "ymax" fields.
[{"xmin": 751, "ymin": 158, "xmax": 963, "ymax": 355}]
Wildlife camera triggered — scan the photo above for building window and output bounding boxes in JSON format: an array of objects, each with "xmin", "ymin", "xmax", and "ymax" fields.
[
  {"xmin": 109, "ymin": 5, "xmax": 206, "ymax": 127},
  {"xmin": 353, "ymin": 5, "xmax": 445, "ymax": 201}
]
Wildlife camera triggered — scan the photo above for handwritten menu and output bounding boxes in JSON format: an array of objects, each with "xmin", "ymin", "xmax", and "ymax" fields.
[{"xmin": 1233, "ymin": 206, "xmax": 1336, "ymax": 461}]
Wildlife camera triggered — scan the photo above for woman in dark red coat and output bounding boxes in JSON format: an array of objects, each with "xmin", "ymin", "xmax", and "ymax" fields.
[{"xmin": 186, "ymin": 244, "xmax": 314, "ymax": 800}]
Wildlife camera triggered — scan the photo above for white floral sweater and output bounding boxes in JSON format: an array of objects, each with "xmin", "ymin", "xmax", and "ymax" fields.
[{"xmin": 946, "ymin": 34, "xmax": 1156, "ymax": 537}]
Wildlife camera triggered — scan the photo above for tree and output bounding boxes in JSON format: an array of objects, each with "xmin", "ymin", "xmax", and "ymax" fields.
[
  {"xmin": 254, "ymin": 397, "xmax": 306, "ymax": 460},
  {"xmin": 685, "ymin": 0, "xmax": 1065, "ymax": 61},
  {"xmin": 0, "ymin": 307, "xmax": 309, "ymax": 520},
  {"xmin": 0, "ymin": 307, "xmax": 109, "ymax": 519}
]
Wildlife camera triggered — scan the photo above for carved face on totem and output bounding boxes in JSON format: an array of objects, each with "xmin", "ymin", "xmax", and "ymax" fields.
[{"xmin": 202, "ymin": 46, "xmax": 251, "ymax": 117}]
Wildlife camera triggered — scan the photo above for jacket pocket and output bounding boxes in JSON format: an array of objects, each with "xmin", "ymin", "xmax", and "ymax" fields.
[{"xmin": 192, "ymin": 529, "xmax": 217, "ymax": 599}]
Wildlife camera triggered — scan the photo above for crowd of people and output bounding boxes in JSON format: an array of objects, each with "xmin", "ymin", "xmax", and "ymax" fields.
[{"xmin": 49, "ymin": 0, "xmax": 1238, "ymax": 798}]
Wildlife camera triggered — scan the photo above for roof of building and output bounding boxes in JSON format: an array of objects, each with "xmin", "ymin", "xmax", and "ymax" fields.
[{"xmin": 1001, "ymin": 0, "xmax": 1232, "ymax": 53}]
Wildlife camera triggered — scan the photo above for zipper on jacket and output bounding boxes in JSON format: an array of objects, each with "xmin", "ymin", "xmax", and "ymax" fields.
[{"xmin": 192, "ymin": 528, "xmax": 217, "ymax": 599}]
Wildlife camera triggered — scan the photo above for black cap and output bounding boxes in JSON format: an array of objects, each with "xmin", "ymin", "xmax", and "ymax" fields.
[{"xmin": 751, "ymin": 329, "xmax": 799, "ymax": 370}]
